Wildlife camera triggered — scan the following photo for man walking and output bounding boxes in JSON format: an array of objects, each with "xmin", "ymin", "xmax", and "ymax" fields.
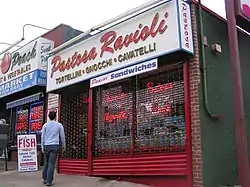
[{"xmin": 41, "ymin": 111, "xmax": 66, "ymax": 186}]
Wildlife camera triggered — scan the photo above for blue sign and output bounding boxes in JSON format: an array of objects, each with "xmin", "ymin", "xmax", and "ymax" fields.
[{"xmin": 0, "ymin": 70, "xmax": 47, "ymax": 98}]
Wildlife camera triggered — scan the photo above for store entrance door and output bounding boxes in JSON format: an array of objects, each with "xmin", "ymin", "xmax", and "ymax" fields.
[{"xmin": 59, "ymin": 91, "xmax": 89, "ymax": 175}]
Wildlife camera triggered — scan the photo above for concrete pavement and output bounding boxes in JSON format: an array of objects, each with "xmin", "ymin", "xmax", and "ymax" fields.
[{"xmin": 0, "ymin": 170, "xmax": 149, "ymax": 187}]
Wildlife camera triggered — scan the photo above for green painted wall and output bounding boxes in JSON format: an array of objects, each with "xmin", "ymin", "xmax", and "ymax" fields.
[
  {"xmin": 197, "ymin": 8, "xmax": 241, "ymax": 187},
  {"xmin": 238, "ymin": 30, "xmax": 250, "ymax": 158}
]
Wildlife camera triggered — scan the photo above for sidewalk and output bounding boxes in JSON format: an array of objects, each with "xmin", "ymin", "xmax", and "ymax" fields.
[{"xmin": 0, "ymin": 170, "xmax": 149, "ymax": 187}]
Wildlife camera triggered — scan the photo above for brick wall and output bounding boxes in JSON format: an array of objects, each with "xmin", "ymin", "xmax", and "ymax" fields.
[{"xmin": 189, "ymin": 3, "xmax": 203, "ymax": 187}]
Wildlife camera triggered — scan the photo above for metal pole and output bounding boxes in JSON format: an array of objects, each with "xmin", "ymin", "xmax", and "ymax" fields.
[
  {"xmin": 0, "ymin": 42, "xmax": 22, "ymax": 48},
  {"xmin": 0, "ymin": 38, "xmax": 24, "ymax": 56},
  {"xmin": 22, "ymin": 24, "xmax": 50, "ymax": 39},
  {"xmin": 4, "ymin": 148, "xmax": 8, "ymax": 171},
  {"xmin": 0, "ymin": 24, "xmax": 49, "ymax": 56},
  {"xmin": 225, "ymin": 0, "xmax": 250, "ymax": 186}
]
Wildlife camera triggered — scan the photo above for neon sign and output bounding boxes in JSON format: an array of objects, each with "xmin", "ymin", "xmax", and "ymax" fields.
[
  {"xmin": 104, "ymin": 92, "xmax": 126, "ymax": 103},
  {"xmin": 146, "ymin": 82, "xmax": 174, "ymax": 93},
  {"xmin": 104, "ymin": 111, "xmax": 127, "ymax": 123},
  {"xmin": 151, "ymin": 103, "xmax": 171, "ymax": 114}
]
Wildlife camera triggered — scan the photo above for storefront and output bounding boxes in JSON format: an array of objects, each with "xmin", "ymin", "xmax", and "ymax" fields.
[
  {"xmin": 0, "ymin": 37, "xmax": 54, "ymax": 162},
  {"xmin": 46, "ymin": 0, "xmax": 194, "ymax": 186}
]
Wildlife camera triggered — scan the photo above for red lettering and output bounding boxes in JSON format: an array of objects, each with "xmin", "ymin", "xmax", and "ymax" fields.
[
  {"xmin": 51, "ymin": 10, "xmax": 169, "ymax": 75},
  {"xmin": 50, "ymin": 48, "xmax": 97, "ymax": 78},
  {"xmin": 104, "ymin": 93, "xmax": 126, "ymax": 103},
  {"xmin": 30, "ymin": 138, "xmax": 36, "ymax": 147},
  {"xmin": 30, "ymin": 121, "xmax": 42, "ymax": 131},
  {"xmin": 146, "ymin": 82, "xmax": 174, "ymax": 93},
  {"xmin": 151, "ymin": 103, "xmax": 171, "ymax": 114},
  {"xmin": 16, "ymin": 123, "xmax": 28, "ymax": 131},
  {"xmin": 19, "ymin": 138, "xmax": 36, "ymax": 148},
  {"xmin": 26, "ymin": 139, "xmax": 30, "ymax": 148},
  {"xmin": 82, "ymin": 97, "xmax": 90, "ymax": 103},
  {"xmin": 100, "ymin": 11, "xmax": 169, "ymax": 57},
  {"xmin": 18, "ymin": 138, "xmax": 22, "ymax": 148},
  {"xmin": 104, "ymin": 111, "xmax": 127, "ymax": 123},
  {"xmin": 100, "ymin": 31, "xmax": 116, "ymax": 57}
]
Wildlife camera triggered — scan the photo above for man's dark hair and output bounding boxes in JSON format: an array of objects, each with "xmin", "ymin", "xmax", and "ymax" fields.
[{"xmin": 48, "ymin": 111, "xmax": 57, "ymax": 120}]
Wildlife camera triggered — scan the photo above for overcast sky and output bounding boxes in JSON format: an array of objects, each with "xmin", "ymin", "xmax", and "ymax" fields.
[{"xmin": 0, "ymin": 0, "xmax": 225, "ymax": 55}]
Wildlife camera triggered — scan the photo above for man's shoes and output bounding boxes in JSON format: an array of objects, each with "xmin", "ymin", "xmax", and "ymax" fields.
[
  {"xmin": 46, "ymin": 183, "xmax": 52, "ymax": 186},
  {"xmin": 43, "ymin": 181, "xmax": 46, "ymax": 184}
]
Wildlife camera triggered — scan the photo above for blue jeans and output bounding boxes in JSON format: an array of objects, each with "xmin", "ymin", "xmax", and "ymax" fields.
[{"xmin": 42, "ymin": 145, "xmax": 59, "ymax": 184}]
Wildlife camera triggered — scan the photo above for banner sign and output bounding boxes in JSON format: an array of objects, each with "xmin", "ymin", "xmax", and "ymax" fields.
[
  {"xmin": 0, "ymin": 69, "xmax": 46, "ymax": 98},
  {"xmin": 0, "ymin": 37, "xmax": 54, "ymax": 97},
  {"xmin": 17, "ymin": 134, "xmax": 38, "ymax": 172},
  {"xmin": 90, "ymin": 59, "xmax": 158, "ymax": 88},
  {"xmin": 47, "ymin": 0, "xmax": 193, "ymax": 92}
]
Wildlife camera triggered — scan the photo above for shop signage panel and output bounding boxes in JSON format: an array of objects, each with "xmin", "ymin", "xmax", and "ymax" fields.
[
  {"xmin": 235, "ymin": 0, "xmax": 250, "ymax": 32},
  {"xmin": 90, "ymin": 59, "xmax": 158, "ymax": 88},
  {"xmin": 46, "ymin": 93, "xmax": 60, "ymax": 122},
  {"xmin": 17, "ymin": 134, "xmax": 38, "ymax": 172},
  {"xmin": 0, "ymin": 37, "xmax": 54, "ymax": 96},
  {"xmin": 47, "ymin": 0, "xmax": 193, "ymax": 92},
  {"xmin": 0, "ymin": 69, "xmax": 47, "ymax": 98},
  {"xmin": 29, "ymin": 101, "xmax": 44, "ymax": 134}
]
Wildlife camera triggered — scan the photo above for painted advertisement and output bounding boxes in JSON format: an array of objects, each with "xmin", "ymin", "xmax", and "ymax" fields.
[
  {"xmin": 46, "ymin": 0, "xmax": 193, "ymax": 92},
  {"xmin": 17, "ymin": 134, "xmax": 38, "ymax": 172},
  {"xmin": 0, "ymin": 37, "xmax": 54, "ymax": 98},
  {"xmin": 90, "ymin": 59, "xmax": 158, "ymax": 88}
]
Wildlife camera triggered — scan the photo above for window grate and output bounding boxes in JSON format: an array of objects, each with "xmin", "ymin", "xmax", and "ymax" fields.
[
  {"xmin": 60, "ymin": 92, "xmax": 88, "ymax": 159},
  {"xmin": 135, "ymin": 66, "xmax": 185, "ymax": 153},
  {"xmin": 93, "ymin": 65, "xmax": 186, "ymax": 157}
]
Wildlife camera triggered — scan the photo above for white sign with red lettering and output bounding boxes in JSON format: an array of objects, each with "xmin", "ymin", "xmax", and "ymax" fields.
[
  {"xmin": 17, "ymin": 134, "xmax": 38, "ymax": 172},
  {"xmin": 46, "ymin": 0, "xmax": 193, "ymax": 92},
  {"xmin": 46, "ymin": 93, "xmax": 60, "ymax": 122}
]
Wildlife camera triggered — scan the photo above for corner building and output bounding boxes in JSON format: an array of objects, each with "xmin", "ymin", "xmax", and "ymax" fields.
[{"xmin": 46, "ymin": 0, "xmax": 197, "ymax": 186}]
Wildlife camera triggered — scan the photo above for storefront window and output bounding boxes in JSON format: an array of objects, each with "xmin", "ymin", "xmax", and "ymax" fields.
[
  {"xmin": 16, "ymin": 105, "xmax": 29, "ymax": 135},
  {"xmin": 9, "ymin": 100, "xmax": 45, "ymax": 145},
  {"xmin": 135, "ymin": 67, "xmax": 185, "ymax": 152},
  {"xmin": 93, "ymin": 65, "xmax": 186, "ymax": 156},
  {"xmin": 94, "ymin": 79, "xmax": 133, "ymax": 155},
  {"xmin": 29, "ymin": 102, "xmax": 44, "ymax": 135}
]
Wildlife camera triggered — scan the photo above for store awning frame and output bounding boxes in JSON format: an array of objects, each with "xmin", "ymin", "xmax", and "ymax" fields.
[{"xmin": 6, "ymin": 92, "xmax": 44, "ymax": 109}]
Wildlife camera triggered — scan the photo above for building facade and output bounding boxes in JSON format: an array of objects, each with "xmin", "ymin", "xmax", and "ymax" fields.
[
  {"xmin": 0, "ymin": 1, "xmax": 249, "ymax": 187},
  {"xmin": 0, "ymin": 24, "xmax": 82, "ymax": 163},
  {"xmin": 46, "ymin": 0, "xmax": 196, "ymax": 186},
  {"xmin": 45, "ymin": 1, "xmax": 250, "ymax": 187}
]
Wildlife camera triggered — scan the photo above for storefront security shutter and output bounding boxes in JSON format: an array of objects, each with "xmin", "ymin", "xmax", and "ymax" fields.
[
  {"xmin": 93, "ymin": 78, "xmax": 134, "ymax": 157},
  {"xmin": 135, "ymin": 66, "xmax": 185, "ymax": 153},
  {"xmin": 93, "ymin": 65, "xmax": 185, "ymax": 157},
  {"xmin": 60, "ymin": 92, "xmax": 88, "ymax": 159}
]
